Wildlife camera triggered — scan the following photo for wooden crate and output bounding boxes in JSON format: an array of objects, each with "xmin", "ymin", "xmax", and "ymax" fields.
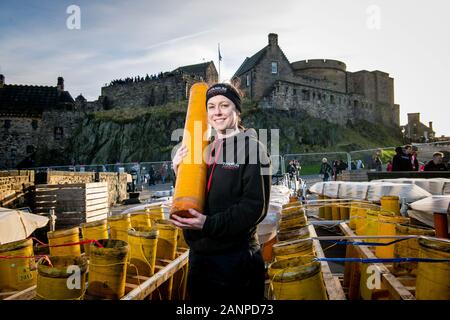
[
  {"xmin": 33, "ymin": 182, "xmax": 109, "ymax": 227},
  {"xmin": 339, "ymin": 222, "xmax": 416, "ymax": 300},
  {"xmin": 4, "ymin": 248, "xmax": 189, "ymax": 300},
  {"xmin": 308, "ymin": 224, "xmax": 347, "ymax": 300}
]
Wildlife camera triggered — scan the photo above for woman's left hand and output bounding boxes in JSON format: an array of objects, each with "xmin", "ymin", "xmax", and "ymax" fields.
[{"xmin": 169, "ymin": 209, "xmax": 206, "ymax": 230}]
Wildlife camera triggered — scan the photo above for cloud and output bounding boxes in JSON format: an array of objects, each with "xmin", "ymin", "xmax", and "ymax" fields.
[{"xmin": 0, "ymin": 0, "xmax": 449, "ymax": 135}]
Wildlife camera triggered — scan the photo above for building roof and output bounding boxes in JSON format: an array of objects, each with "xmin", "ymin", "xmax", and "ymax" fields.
[
  {"xmin": 173, "ymin": 61, "xmax": 213, "ymax": 76},
  {"xmin": 233, "ymin": 46, "xmax": 268, "ymax": 77},
  {"xmin": 0, "ymin": 84, "xmax": 74, "ymax": 116}
]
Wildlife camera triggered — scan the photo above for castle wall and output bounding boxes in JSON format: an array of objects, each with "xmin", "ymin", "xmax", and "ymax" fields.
[
  {"xmin": 101, "ymin": 74, "xmax": 201, "ymax": 109},
  {"xmin": 0, "ymin": 110, "xmax": 84, "ymax": 169},
  {"xmin": 259, "ymin": 80, "xmax": 394, "ymax": 127}
]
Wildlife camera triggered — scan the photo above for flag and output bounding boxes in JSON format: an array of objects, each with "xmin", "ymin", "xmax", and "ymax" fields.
[{"xmin": 218, "ymin": 43, "xmax": 222, "ymax": 61}]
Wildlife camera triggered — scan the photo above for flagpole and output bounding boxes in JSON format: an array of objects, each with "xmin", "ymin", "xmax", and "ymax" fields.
[{"xmin": 218, "ymin": 43, "xmax": 221, "ymax": 82}]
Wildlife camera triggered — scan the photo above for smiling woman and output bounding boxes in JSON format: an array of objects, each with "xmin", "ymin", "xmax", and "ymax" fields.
[{"xmin": 170, "ymin": 82, "xmax": 272, "ymax": 301}]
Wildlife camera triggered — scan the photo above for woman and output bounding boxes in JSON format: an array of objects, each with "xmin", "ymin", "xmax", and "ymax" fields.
[{"xmin": 170, "ymin": 83, "xmax": 271, "ymax": 301}]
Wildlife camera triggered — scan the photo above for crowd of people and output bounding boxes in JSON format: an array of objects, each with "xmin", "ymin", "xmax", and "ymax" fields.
[
  {"xmin": 319, "ymin": 158, "xmax": 349, "ymax": 181},
  {"xmin": 388, "ymin": 145, "xmax": 449, "ymax": 172},
  {"xmin": 316, "ymin": 144, "xmax": 448, "ymax": 181},
  {"xmin": 144, "ymin": 162, "xmax": 173, "ymax": 186}
]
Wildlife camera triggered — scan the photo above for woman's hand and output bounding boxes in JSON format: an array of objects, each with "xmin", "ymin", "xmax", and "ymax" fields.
[
  {"xmin": 169, "ymin": 209, "xmax": 206, "ymax": 230},
  {"xmin": 172, "ymin": 145, "xmax": 188, "ymax": 176}
]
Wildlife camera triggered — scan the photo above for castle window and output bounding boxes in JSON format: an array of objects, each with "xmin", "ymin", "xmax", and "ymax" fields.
[
  {"xmin": 4, "ymin": 119, "xmax": 11, "ymax": 129},
  {"xmin": 354, "ymin": 100, "xmax": 358, "ymax": 107},
  {"xmin": 293, "ymin": 89, "xmax": 297, "ymax": 95},
  {"xmin": 271, "ymin": 62, "xmax": 278, "ymax": 74},
  {"xmin": 330, "ymin": 95, "xmax": 335, "ymax": 104},
  {"xmin": 246, "ymin": 74, "xmax": 251, "ymax": 87},
  {"xmin": 54, "ymin": 127, "xmax": 64, "ymax": 140},
  {"xmin": 302, "ymin": 90, "xmax": 310, "ymax": 101},
  {"xmin": 313, "ymin": 92, "xmax": 316, "ymax": 99},
  {"xmin": 31, "ymin": 120, "xmax": 38, "ymax": 130},
  {"xmin": 26, "ymin": 145, "xmax": 35, "ymax": 154},
  {"xmin": 285, "ymin": 87, "xmax": 289, "ymax": 94}
]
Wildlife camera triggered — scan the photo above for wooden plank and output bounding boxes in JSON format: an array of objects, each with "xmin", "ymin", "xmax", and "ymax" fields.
[
  {"xmin": 86, "ymin": 208, "xmax": 109, "ymax": 219},
  {"xmin": 85, "ymin": 182, "xmax": 108, "ymax": 189},
  {"xmin": 4, "ymin": 285, "xmax": 36, "ymax": 300},
  {"xmin": 121, "ymin": 250, "xmax": 189, "ymax": 300},
  {"xmin": 339, "ymin": 222, "xmax": 415, "ymax": 300},
  {"xmin": 86, "ymin": 192, "xmax": 108, "ymax": 201},
  {"xmin": 308, "ymin": 224, "xmax": 346, "ymax": 300},
  {"xmin": 85, "ymin": 198, "xmax": 109, "ymax": 206},
  {"xmin": 86, "ymin": 202, "xmax": 109, "ymax": 212},
  {"xmin": 0, "ymin": 291, "xmax": 19, "ymax": 299},
  {"xmin": 85, "ymin": 186, "xmax": 108, "ymax": 195},
  {"xmin": 85, "ymin": 213, "xmax": 108, "ymax": 223}
]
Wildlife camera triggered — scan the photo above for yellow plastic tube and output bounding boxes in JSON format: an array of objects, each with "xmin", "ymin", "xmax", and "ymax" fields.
[{"xmin": 170, "ymin": 83, "xmax": 209, "ymax": 218}]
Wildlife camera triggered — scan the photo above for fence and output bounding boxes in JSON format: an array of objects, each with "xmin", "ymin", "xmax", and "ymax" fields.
[{"xmin": 25, "ymin": 141, "xmax": 450, "ymax": 185}]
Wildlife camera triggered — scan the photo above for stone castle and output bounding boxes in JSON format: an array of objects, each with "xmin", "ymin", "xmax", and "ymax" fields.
[
  {"xmin": 1, "ymin": 33, "xmax": 402, "ymax": 168},
  {"xmin": 232, "ymin": 33, "xmax": 399, "ymax": 127}
]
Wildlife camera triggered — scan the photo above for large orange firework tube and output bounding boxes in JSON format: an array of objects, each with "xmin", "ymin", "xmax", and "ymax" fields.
[{"xmin": 170, "ymin": 82, "xmax": 209, "ymax": 218}]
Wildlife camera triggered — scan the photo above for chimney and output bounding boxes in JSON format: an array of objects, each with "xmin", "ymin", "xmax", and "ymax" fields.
[
  {"xmin": 268, "ymin": 33, "xmax": 278, "ymax": 47},
  {"xmin": 0, "ymin": 74, "xmax": 4, "ymax": 88},
  {"xmin": 429, "ymin": 121, "xmax": 433, "ymax": 132},
  {"xmin": 57, "ymin": 76, "xmax": 64, "ymax": 91}
]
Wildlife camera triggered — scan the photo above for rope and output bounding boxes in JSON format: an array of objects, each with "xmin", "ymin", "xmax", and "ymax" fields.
[{"xmin": 314, "ymin": 257, "xmax": 450, "ymax": 263}]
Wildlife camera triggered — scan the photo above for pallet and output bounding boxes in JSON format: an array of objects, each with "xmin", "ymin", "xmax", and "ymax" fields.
[
  {"xmin": 122, "ymin": 248, "xmax": 189, "ymax": 300},
  {"xmin": 33, "ymin": 182, "xmax": 109, "ymax": 227},
  {"xmin": 339, "ymin": 222, "xmax": 416, "ymax": 300},
  {"xmin": 308, "ymin": 224, "xmax": 347, "ymax": 300},
  {"xmin": 4, "ymin": 248, "xmax": 189, "ymax": 300}
]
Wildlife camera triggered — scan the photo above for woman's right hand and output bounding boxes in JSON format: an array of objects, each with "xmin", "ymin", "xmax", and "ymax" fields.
[{"xmin": 172, "ymin": 145, "xmax": 188, "ymax": 176}]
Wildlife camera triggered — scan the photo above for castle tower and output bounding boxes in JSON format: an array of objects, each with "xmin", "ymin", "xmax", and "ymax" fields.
[
  {"xmin": 268, "ymin": 33, "xmax": 278, "ymax": 47},
  {"xmin": 0, "ymin": 74, "xmax": 4, "ymax": 88},
  {"xmin": 57, "ymin": 76, "xmax": 64, "ymax": 92}
]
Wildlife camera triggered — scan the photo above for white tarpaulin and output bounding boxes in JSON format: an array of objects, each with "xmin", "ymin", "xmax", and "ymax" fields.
[
  {"xmin": 410, "ymin": 195, "xmax": 450, "ymax": 214},
  {"xmin": 372, "ymin": 178, "xmax": 450, "ymax": 195},
  {"xmin": 408, "ymin": 210, "xmax": 450, "ymax": 233},
  {"xmin": 0, "ymin": 207, "xmax": 49, "ymax": 245},
  {"xmin": 309, "ymin": 181, "xmax": 431, "ymax": 203},
  {"xmin": 257, "ymin": 185, "xmax": 290, "ymax": 244}
]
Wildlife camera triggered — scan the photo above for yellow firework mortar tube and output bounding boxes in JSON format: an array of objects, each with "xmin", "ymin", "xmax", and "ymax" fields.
[{"xmin": 171, "ymin": 83, "xmax": 209, "ymax": 219}]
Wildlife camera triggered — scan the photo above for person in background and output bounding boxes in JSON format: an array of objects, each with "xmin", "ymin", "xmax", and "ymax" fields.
[
  {"xmin": 411, "ymin": 146, "xmax": 419, "ymax": 171},
  {"xmin": 320, "ymin": 158, "xmax": 333, "ymax": 181},
  {"xmin": 148, "ymin": 165, "xmax": 155, "ymax": 186},
  {"xmin": 160, "ymin": 163, "xmax": 168, "ymax": 184},
  {"xmin": 392, "ymin": 146, "xmax": 413, "ymax": 171},
  {"xmin": 287, "ymin": 160, "xmax": 297, "ymax": 180},
  {"xmin": 294, "ymin": 159, "xmax": 301, "ymax": 179},
  {"xmin": 424, "ymin": 152, "xmax": 448, "ymax": 171},
  {"xmin": 419, "ymin": 161, "xmax": 425, "ymax": 171},
  {"xmin": 386, "ymin": 160, "xmax": 393, "ymax": 172},
  {"xmin": 370, "ymin": 150, "xmax": 383, "ymax": 171},
  {"xmin": 356, "ymin": 159, "xmax": 364, "ymax": 170}
]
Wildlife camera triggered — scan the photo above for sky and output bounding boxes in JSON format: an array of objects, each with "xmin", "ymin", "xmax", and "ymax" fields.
[{"xmin": 0, "ymin": 0, "xmax": 449, "ymax": 136}]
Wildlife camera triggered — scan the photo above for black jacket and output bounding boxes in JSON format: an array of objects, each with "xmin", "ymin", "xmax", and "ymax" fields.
[
  {"xmin": 424, "ymin": 161, "xmax": 448, "ymax": 171},
  {"xmin": 184, "ymin": 129, "xmax": 272, "ymax": 254},
  {"xmin": 392, "ymin": 153, "xmax": 413, "ymax": 171}
]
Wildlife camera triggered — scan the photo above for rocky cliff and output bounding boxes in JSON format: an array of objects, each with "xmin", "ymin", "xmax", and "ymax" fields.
[{"xmin": 63, "ymin": 100, "xmax": 403, "ymax": 165}]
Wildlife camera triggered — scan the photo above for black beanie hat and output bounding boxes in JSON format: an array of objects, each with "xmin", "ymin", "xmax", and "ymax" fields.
[{"xmin": 206, "ymin": 83, "xmax": 242, "ymax": 113}]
